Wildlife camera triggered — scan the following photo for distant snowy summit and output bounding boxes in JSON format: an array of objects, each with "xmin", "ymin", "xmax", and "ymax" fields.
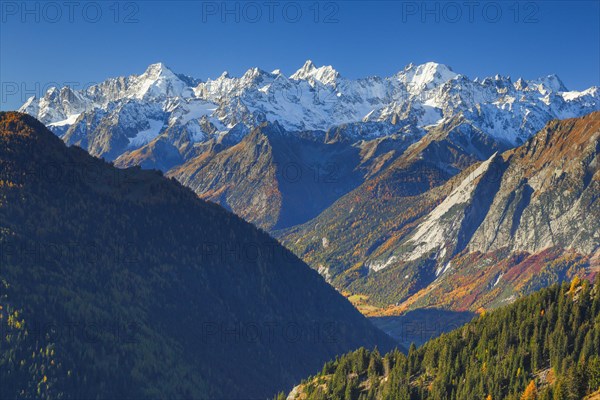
[{"xmin": 20, "ymin": 60, "xmax": 600, "ymax": 159}]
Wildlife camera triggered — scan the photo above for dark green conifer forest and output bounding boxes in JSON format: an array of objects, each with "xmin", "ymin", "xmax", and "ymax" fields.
[{"xmin": 288, "ymin": 277, "xmax": 600, "ymax": 400}]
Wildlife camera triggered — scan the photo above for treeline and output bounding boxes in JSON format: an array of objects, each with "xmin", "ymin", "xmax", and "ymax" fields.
[{"xmin": 288, "ymin": 276, "xmax": 600, "ymax": 400}]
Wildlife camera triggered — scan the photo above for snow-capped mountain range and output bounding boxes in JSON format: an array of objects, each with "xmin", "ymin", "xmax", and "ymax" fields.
[
  {"xmin": 15, "ymin": 61, "xmax": 600, "ymax": 317},
  {"xmin": 20, "ymin": 61, "xmax": 600, "ymax": 161}
]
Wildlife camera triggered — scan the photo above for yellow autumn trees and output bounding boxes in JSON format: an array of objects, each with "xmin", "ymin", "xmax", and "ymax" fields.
[{"xmin": 521, "ymin": 380, "xmax": 537, "ymax": 400}]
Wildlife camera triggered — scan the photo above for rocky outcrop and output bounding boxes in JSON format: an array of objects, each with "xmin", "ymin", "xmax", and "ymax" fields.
[{"xmin": 280, "ymin": 112, "xmax": 600, "ymax": 311}]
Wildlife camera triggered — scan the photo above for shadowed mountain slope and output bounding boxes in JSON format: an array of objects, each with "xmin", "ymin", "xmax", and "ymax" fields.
[{"xmin": 0, "ymin": 112, "xmax": 396, "ymax": 399}]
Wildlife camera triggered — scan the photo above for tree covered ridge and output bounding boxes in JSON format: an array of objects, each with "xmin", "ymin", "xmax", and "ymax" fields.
[
  {"xmin": 0, "ymin": 112, "xmax": 395, "ymax": 399},
  {"xmin": 287, "ymin": 277, "xmax": 600, "ymax": 400}
]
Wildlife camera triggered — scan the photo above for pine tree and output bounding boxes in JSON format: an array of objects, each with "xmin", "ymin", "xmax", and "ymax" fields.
[{"xmin": 587, "ymin": 355, "xmax": 600, "ymax": 393}]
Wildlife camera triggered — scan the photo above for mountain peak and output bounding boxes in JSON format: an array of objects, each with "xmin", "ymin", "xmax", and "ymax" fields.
[
  {"xmin": 142, "ymin": 62, "xmax": 173, "ymax": 77},
  {"xmin": 19, "ymin": 95, "xmax": 38, "ymax": 111},
  {"xmin": 138, "ymin": 62, "xmax": 185, "ymax": 85},
  {"xmin": 297, "ymin": 59, "xmax": 316, "ymax": 73},
  {"xmin": 424, "ymin": 61, "xmax": 453, "ymax": 71},
  {"xmin": 532, "ymin": 74, "xmax": 568, "ymax": 92},
  {"xmin": 290, "ymin": 60, "xmax": 339, "ymax": 85},
  {"xmin": 132, "ymin": 62, "xmax": 191, "ymax": 99},
  {"xmin": 242, "ymin": 67, "xmax": 268, "ymax": 80},
  {"xmin": 514, "ymin": 77, "xmax": 528, "ymax": 90},
  {"xmin": 404, "ymin": 61, "xmax": 454, "ymax": 73},
  {"xmin": 399, "ymin": 61, "xmax": 458, "ymax": 89}
]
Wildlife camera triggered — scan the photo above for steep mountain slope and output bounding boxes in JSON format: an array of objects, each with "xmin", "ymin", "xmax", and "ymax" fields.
[
  {"xmin": 280, "ymin": 112, "xmax": 600, "ymax": 312},
  {"xmin": 275, "ymin": 117, "xmax": 510, "ymax": 288},
  {"xmin": 0, "ymin": 112, "xmax": 396, "ymax": 399},
  {"xmin": 165, "ymin": 122, "xmax": 417, "ymax": 230},
  {"xmin": 286, "ymin": 278, "xmax": 600, "ymax": 400}
]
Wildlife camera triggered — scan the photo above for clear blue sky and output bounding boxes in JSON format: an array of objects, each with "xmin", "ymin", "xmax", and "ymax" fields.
[{"xmin": 1, "ymin": 0, "xmax": 599, "ymax": 110}]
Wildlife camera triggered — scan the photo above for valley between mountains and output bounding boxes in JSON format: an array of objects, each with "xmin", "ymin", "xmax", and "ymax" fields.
[
  {"xmin": 20, "ymin": 61, "xmax": 600, "ymax": 321},
  {"xmin": 280, "ymin": 112, "xmax": 600, "ymax": 318},
  {"xmin": 9, "ymin": 61, "xmax": 600, "ymax": 397}
]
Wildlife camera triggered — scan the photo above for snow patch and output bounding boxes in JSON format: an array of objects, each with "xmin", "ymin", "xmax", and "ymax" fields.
[
  {"xmin": 128, "ymin": 119, "xmax": 164, "ymax": 148},
  {"xmin": 48, "ymin": 113, "xmax": 81, "ymax": 127}
]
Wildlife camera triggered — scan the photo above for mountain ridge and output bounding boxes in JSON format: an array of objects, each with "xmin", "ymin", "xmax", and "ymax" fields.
[
  {"xmin": 0, "ymin": 112, "xmax": 397, "ymax": 399},
  {"xmin": 19, "ymin": 61, "xmax": 599, "ymax": 230},
  {"xmin": 20, "ymin": 61, "xmax": 600, "ymax": 158},
  {"xmin": 279, "ymin": 111, "xmax": 600, "ymax": 313}
]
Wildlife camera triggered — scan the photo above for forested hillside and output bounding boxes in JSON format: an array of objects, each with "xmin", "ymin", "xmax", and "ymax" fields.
[
  {"xmin": 287, "ymin": 277, "xmax": 600, "ymax": 400},
  {"xmin": 0, "ymin": 112, "xmax": 395, "ymax": 399}
]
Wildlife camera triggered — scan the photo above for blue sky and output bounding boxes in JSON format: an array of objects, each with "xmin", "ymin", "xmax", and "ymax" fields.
[{"xmin": 1, "ymin": 0, "xmax": 599, "ymax": 110}]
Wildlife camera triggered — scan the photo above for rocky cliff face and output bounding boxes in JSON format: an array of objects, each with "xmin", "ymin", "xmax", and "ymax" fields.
[
  {"xmin": 280, "ymin": 112, "xmax": 600, "ymax": 312},
  {"xmin": 469, "ymin": 115, "xmax": 600, "ymax": 255}
]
